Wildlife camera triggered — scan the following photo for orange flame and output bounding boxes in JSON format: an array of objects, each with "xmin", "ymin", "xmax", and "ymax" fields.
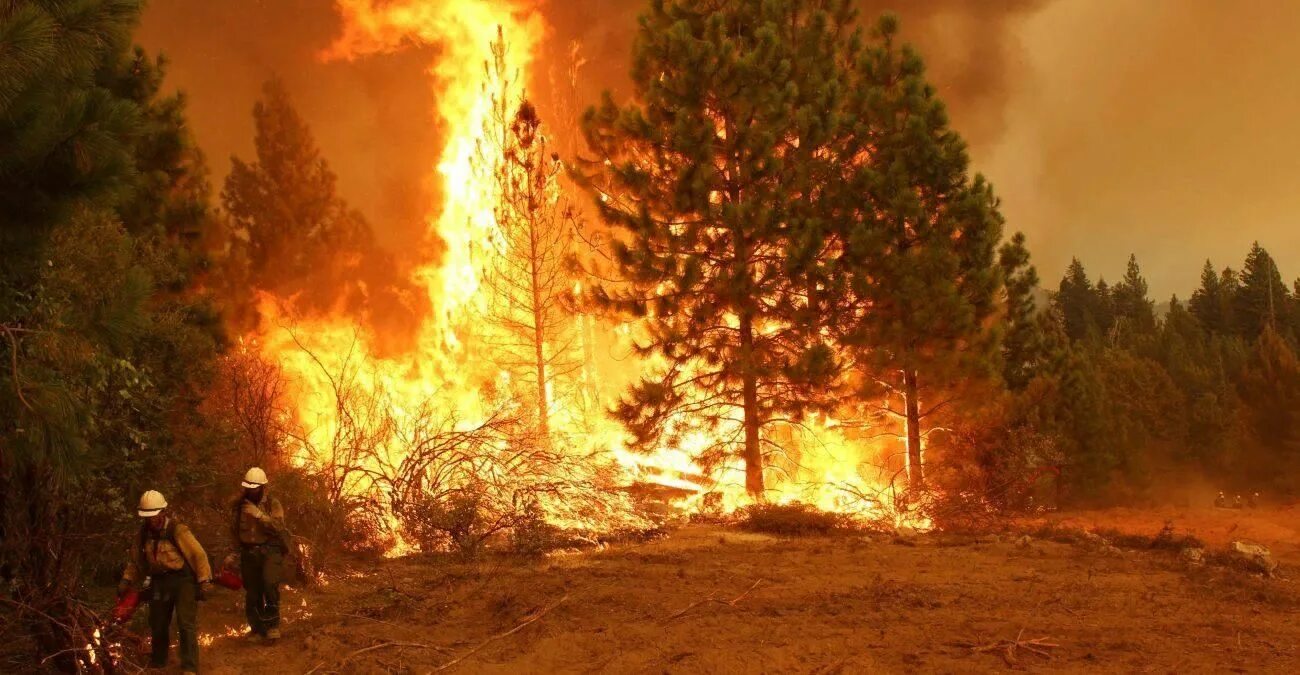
[
  {"xmin": 244, "ymin": 0, "xmax": 928, "ymax": 552},
  {"xmin": 326, "ymin": 0, "xmax": 544, "ymax": 325}
]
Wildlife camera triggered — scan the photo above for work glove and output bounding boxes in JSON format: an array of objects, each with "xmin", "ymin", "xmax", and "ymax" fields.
[
  {"xmin": 242, "ymin": 501, "xmax": 266, "ymax": 521},
  {"xmin": 197, "ymin": 581, "xmax": 211, "ymax": 602}
]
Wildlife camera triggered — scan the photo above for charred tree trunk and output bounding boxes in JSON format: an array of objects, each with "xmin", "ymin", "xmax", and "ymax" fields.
[
  {"xmin": 580, "ymin": 312, "xmax": 599, "ymax": 412},
  {"xmin": 528, "ymin": 178, "xmax": 551, "ymax": 442},
  {"xmin": 904, "ymin": 368, "xmax": 924, "ymax": 489},
  {"xmin": 532, "ymin": 308, "xmax": 550, "ymax": 441},
  {"xmin": 725, "ymin": 131, "xmax": 766, "ymax": 499},
  {"xmin": 739, "ymin": 310, "xmax": 765, "ymax": 498}
]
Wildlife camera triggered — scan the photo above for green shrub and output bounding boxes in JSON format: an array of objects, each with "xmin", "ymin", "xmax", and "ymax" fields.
[
  {"xmin": 739, "ymin": 503, "xmax": 853, "ymax": 536},
  {"xmin": 397, "ymin": 485, "xmax": 509, "ymax": 557},
  {"xmin": 508, "ymin": 501, "xmax": 564, "ymax": 556}
]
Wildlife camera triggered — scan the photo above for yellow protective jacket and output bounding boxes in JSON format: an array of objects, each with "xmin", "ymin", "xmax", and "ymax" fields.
[
  {"xmin": 122, "ymin": 519, "xmax": 212, "ymax": 585},
  {"xmin": 231, "ymin": 494, "xmax": 287, "ymax": 547}
]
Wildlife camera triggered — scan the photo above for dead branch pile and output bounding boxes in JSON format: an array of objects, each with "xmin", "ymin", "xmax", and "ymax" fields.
[{"xmin": 266, "ymin": 329, "xmax": 650, "ymax": 557}]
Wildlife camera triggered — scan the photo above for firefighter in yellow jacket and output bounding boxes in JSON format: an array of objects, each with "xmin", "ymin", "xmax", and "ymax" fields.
[
  {"xmin": 233, "ymin": 467, "xmax": 288, "ymax": 641},
  {"xmin": 119, "ymin": 490, "xmax": 212, "ymax": 675}
]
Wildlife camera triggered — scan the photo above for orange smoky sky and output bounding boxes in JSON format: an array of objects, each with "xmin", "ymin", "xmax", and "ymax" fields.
[{"xmin": 138, "ymin": 0, "xmax": 1300, "ymax": 298}]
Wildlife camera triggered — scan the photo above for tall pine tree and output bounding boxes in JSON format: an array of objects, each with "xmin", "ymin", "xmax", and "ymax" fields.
[
  {"xmin": 1189, "ymin": 259, "xmax": 1231, "ymax": 334},
  {"xmin": 472, "ymin": 31, "xmax": 582, "ymax": 441},
  {"xmin": 1094, "ymin": 278, "xmax": 1115, "ymax": 338},
  {"xmin": 221, "ymin": 78, "xmax": 425, "ymax": 344},
  {"xmin": 1111, "ymin": 254, "xmax": 1155, "ymax": 335},
  {"xmin": 999, "ymin": 233, "xmax": 1042, "ymax": 390},
  {"xmin": 222, "ymin": 78, "xmax": 370, "ymax": 307},
  {"xmin": 1234, "ymin": 242, "xmax": 1290, "ymax": 338},
  {"xmin": 1055, "ymin": 259, "xmax": 1098, "ymax": 342},
  {"xmin": 828, "ymin": 15, "xmax": 1006, "ymax": 488},
  {"xmin": 579, "ymin": 0, "xmax": 852, "ymax": 497}
]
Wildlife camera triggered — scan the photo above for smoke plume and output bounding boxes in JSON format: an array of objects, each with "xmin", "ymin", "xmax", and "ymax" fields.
[
  {"xmin": 138, "ymin": 0, "xmax": 1300, "ymax": 300},
  {"xmin": 138, "ymin": 0, "xmax": 1041, "ymax": 256}
]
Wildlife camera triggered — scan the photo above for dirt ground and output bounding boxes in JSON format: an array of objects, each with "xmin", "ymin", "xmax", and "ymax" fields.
[
  {"xmin": 1028, "ymin": 503, "xmax": 1300, "ymax": 566},
  {"xmin": 135, "ymin": 506, "xmax": 1300, "ymax": 674}
]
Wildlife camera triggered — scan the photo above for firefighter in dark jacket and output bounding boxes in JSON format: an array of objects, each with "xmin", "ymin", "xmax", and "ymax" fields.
[
  {"xmin": 119, "ymin": 490, "xmax": 212, "ymax": 675},
  {"xmin": 233, "ymin": 467, "xmax": 288, "ymax": 641}
]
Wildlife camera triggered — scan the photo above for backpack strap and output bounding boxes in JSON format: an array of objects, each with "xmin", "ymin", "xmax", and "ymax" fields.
[
  {"xmin": 233, "ymin": 499, "xmax": 244, "ymax": 542},
  {"xmin": 164, "ymin": 520, "xmax": 180, "ymax": 553},
  {"xmin": 137, "ymin": 520, "xmax": 187, "ymax": 576},
  {"xmin": 137, "ymin": 523, "xmax": 149, "ymax": 565},
  {"xmin": 163, "ymin": 520, "xmax": 195, "ymax": 578}
]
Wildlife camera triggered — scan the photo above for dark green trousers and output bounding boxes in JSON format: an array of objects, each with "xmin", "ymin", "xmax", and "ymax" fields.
[
  {"xmin": 149, "ymin": 571, "xmax": 198, "ymax": 671},
  {"xmin": 240, "ymin": 545, "xmax": 283, "ymax": 634}
]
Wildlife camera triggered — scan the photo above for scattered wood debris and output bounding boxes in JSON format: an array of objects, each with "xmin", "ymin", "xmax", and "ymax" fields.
[
  {"xmin": 305, "ymin": 640, "xmax": 449, "ymax": 675},
  {"xmin": 661, "ymin": 579, "xmax": 765, "ymax": 623},
  {"xmin": 956, "ymin": 629, "xmax": 1059, "ymax": 667},
  {"xmin": 434, "ymin": 593, "xmax": 569, "ymax": 671}
]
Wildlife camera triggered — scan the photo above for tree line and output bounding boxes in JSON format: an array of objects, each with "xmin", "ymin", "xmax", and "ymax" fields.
[{"xmin": 1011, "ymin": 245, "xmax": 1300, "ymax": 502}]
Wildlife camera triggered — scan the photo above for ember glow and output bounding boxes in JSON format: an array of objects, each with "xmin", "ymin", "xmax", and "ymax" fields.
[
  {"xmin": 246, "ymin": 0, "xmax": 926, "ymax": 547},
  {"xmin": 198, "ymin": 626, "xmax": 245, "ymax": 647}
]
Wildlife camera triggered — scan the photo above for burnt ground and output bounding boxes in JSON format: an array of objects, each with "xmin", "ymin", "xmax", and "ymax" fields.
[{"xmin": 137, "ymin": 508, "xmax": 1300, "ymax": 674}]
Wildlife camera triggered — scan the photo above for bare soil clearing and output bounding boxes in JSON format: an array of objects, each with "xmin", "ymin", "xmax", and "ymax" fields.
[
  {"xmin": 1028, "ymin": 504, "xmax": 1300, "ymax": 565},
  {"xmin": 178, "ymin": 513, "xmax": 1300, "ymax": 674}
]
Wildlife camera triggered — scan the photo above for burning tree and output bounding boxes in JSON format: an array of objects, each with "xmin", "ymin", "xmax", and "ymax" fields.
[
  {"xmin": 473, "ymin": 31, "xmax": 583, "ymax": 442},
  {"xmin": 222, "ymin": 79, "xmax": 371, "ymax": 307},
  {"xmin": 577, "ymin": 0, "xmax": 856, "ymax": 498},
  {"xmin": 221, "ymin": 78, "xmax": 424, "ymax": 345}
]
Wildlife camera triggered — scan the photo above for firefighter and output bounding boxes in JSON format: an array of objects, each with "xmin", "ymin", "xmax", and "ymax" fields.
[
  {"xmin": 1214, "ymin": 491, "xmax": 1227, "ymax": 508},
  {"xmin": 119, "ymin": 490, "xmax": 212, "ymax": 675},
  {"xmin": 233, "ymin": 467, "xmax": 288, "ymax": 642}
]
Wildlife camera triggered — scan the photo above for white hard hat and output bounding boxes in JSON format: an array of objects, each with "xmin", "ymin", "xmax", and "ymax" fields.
[
  {"xmin": 137, "ymin": 490, "xmax": 168, "ymax": 517},
  {"xmin": 241, "ymin": 467, "xmax": 268, "ymax": 489}
]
